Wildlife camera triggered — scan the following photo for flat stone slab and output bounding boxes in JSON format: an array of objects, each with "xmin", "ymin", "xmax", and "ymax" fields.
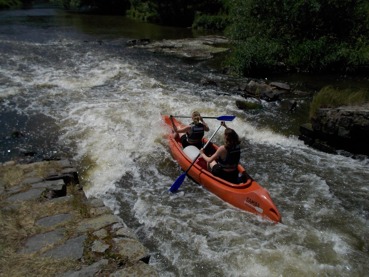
[
  {"xmin": 19, "ymin": 228, "xmax": 65, "ymax": 254},
  {"xmin": 32, "ymin": 179, "xmax": 65, "ymax": 189},
  {"xmin": 6, "ymin": 188, "xmax": 45, "ymax": 202},
  {"xmin": 21, "ymin": 177, "xmax": 44, "ymax": 185},
  {"xmin": 77, "ymin": 214, "xmax": 120, "ymax": 233},
  {"xmin": 36, "ymin": 213, "xmax": 73, "ymax": 228},
  {"xmin": 42, "ymin": 234, "xmax": 87, "ymax": 260},
  {"xmin": 136, "ymin": 36, "xmax": 229, "ymax": 60}
]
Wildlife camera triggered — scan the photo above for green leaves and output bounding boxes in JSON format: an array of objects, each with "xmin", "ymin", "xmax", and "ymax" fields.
[
  {"xmin": 0, "ymin": 0, "xmax": 21, "ymax": 9},
  {"xmin": 225, "ymin": 0, "xmax": 369, "ymax": 74}
]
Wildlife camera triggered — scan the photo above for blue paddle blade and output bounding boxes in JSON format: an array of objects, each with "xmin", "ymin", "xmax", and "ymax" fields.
[
  {"xmin": 169, "ymin": 173, "xmax": 187, "ymax": 193},
  {"xmin": 217, "ymin": 115, "xmax": 236, "ymax": 121}
]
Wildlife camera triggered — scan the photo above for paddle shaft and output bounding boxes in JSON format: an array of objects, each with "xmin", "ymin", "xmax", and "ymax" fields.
[
  {"xmin": 172, "ymin": 115, "xmax": 235, "ymax": 121},
  {"xmin": 174, "ymin": 115, "xmax": 219, "ymax": 119}
]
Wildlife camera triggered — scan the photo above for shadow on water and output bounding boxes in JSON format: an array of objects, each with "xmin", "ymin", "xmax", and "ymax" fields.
[{"xmin": 0, "ymin": 110, "xmax": 68, "ymax": 163}]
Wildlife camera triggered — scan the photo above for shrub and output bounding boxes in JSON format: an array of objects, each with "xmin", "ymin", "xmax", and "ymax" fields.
[
  {"xmin": 192, "ymin": 13, "xmax": 229, "ymax": 31},
  {"xmin": 0, "ymin": 0, "xmax": 21, "ymax": 9},
  {"xmin": 225, "ymin": 0, "xmax": 369, "ymax": 75},
  {"xmin": 225, "ymin": 37, "xmax": 283, "ymax": 76}
]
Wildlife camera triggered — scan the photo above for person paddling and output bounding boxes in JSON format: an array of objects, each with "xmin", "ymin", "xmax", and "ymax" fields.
[
  {"xmin": 199, "ymin": 122, "xmax": 241, "ymax": 183},
  {"xmin": 170, "ymin": 111, "xmax": 209, "ymax": 149}
]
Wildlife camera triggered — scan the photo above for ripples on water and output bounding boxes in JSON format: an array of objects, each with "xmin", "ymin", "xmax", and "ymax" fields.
[{"xmin": 0, "ymin": 8, "xmax": 368, "ymax": 276}]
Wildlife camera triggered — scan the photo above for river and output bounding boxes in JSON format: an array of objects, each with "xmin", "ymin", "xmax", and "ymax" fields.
[{"xmin": 1, "ymin": 7, "xmax": 368, "ymax": 277}]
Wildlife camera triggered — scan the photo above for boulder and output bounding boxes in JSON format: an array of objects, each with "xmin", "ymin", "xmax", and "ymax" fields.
[
  {"xmin": 299, "ymin": 105, "xmax": 369, "ymax": 156},
  {"xmin": 270, "ymin": 82, "xmax": 291, "ymax": 90}
]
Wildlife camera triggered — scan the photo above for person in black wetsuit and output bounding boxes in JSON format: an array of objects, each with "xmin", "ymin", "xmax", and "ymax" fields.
[
  {"xmin": 199, "ymin": 122, "xmax": 241, "ymax": 183},
  {"xmin": 171, "ymin": 111, "xmax": 209, "ymax": 149}
]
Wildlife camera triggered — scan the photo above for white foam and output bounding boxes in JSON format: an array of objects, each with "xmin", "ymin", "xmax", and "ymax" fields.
[{"xmin": 2, "ymin": 33, "xmax": 368, "ymax": 276}]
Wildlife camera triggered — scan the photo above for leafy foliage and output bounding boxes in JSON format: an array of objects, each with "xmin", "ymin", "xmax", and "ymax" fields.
[
  {"xmin": 128, "ymin": 0, "xmax": 226, "ymax": 27},
  {"xmin": 49, "ymin": 0, "xmax": 129, "ymax": 13},
  {"xmin": 225, "ymin": 0, "xmax": 369, "ymax": 75},
  {"xmin": 192, "ymin": 13, "xmax": 229, "ymax": 31},
  {"xmin": 0, "ymin": 0, "xmax": 21, "ymax": 9},
  {"xmin": 226, "ymin": 37, "xmax": 283, "ymax": 75},
  {"xmin": 126, "ymin": 0, "xmax": 159, "ymax": 22}
]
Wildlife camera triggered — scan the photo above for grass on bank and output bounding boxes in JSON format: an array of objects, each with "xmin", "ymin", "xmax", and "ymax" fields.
[
  {"xmin": 309, "ymin": 86, "xmax": 369, "ymax": 118},
  {"xmin": 0, "ymin": 162, "xmax": 89, "ymax": 276},
  {"xmin": 0, "ymin": 197, "xmax": 82, "ymax": 276}
]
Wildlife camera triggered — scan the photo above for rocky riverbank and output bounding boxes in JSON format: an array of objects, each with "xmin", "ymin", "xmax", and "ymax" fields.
[
  {"xmin": 0, "ymin": 159, "xmax": 158, "ymax": 277},
  {"xmin": 299, "ymin": 104, "xmax": 369, "ymax": 158}
]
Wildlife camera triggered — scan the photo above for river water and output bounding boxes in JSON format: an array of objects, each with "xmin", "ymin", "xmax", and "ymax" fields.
[{"xmin": 1, "ymin": 7, "xmax": 368, "ymax": 277}]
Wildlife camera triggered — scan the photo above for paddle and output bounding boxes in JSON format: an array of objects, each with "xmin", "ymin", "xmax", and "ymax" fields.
[
  {"xmin": 169, "ymin": 124, "xmax": 223, "ymax": 193},
  {"xmin": 172, "ymin": 115, "xmax": 236, "ymax": 122}
]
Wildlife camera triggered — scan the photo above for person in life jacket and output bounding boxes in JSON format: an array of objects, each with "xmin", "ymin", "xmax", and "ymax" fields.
[
  {"xmin": 171, "ymin": 111, "xmax": 209, "ymax": 149},
  {"xmin": 199, "ymin": 122, "xmax": 241, "ymax": 183}
]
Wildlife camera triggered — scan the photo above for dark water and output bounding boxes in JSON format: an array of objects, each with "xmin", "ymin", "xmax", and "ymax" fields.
[{"xmin": 1, "ymin": 7, "xmax": 368, "ymax": 277}]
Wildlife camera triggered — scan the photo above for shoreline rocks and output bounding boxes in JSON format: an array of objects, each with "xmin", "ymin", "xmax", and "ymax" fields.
[
  {"xmin": 299, "ymin": 105, "xmax": 369, "ymax": 157},
  {"xmin": 130, "ymin": 35, "xmax": 229, "ymax": 60},
  {"xmin": 0, "ymin": 159, "xmax": 158, "ymax": 277}
]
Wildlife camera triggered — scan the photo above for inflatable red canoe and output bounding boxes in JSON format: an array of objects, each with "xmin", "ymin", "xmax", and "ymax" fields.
[{"xmin": 163, "ymin": 115, "xmax": 281, "ymax": 223}]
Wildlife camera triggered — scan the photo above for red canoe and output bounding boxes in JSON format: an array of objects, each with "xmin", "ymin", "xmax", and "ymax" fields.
[{"xmin": 163, "ymin": 115, "xmax": 281, "ymax": 223}]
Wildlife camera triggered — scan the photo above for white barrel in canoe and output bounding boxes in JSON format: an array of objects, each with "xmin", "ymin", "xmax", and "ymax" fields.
[{"xmin": 183, "ymin": 145, "xmax": 200, "ymax": 161}]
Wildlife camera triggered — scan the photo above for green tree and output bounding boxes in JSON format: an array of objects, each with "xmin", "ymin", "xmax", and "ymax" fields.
[
  {"xmin": 127, "ymin": 0, "xmax": 227, "ymax": 27},
  {"xmin": 225, "ymin": 0, "xmax": 369, "ymax": 75},
  {"xmin": 50, "ymin": 0, "xmax": 129, "ymax": 13},
  {"xmin": 128, "ymin": 0, "xmax": 201, "ymax": 26}
]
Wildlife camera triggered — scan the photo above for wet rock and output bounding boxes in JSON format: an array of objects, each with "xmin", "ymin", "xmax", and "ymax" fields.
[
  {"xmin": 36, "ymin": 213, "xmax": 73, "ymax": 227},
  {"xmin": 235, "ymin": 100, "xmax": 262, "ymax": 111},
  {"xmin": 245, "ymin": 80, "xmax": 272, "ymax": 96},
  {"xmin": 200, "ymin": 78, "xmax": 218, "ymax": 87},
  {"xmin": 270, "ymin": 82, "xmax": 291, "ymax": 90},
  {"xmin": 133, "ymin": 36, "xmax": 229, "ymax": 60},
  {"xmin": 115, "ymin": 226, "xmax": 139, "ymax": 240},
  {"xmin": 288, "ymin": 101, "xmax": 297, "ymax": 113},
  {"xmin": 11, "ymin": 130, "xmax": 25, "ymax": 138},
  {"xmin": 76, "ymin": 214, "xmax": 121, "ymax": 233},
  {"xmin": 126, "ymin": 38, "xmax": 151, "ymax": 46}
]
